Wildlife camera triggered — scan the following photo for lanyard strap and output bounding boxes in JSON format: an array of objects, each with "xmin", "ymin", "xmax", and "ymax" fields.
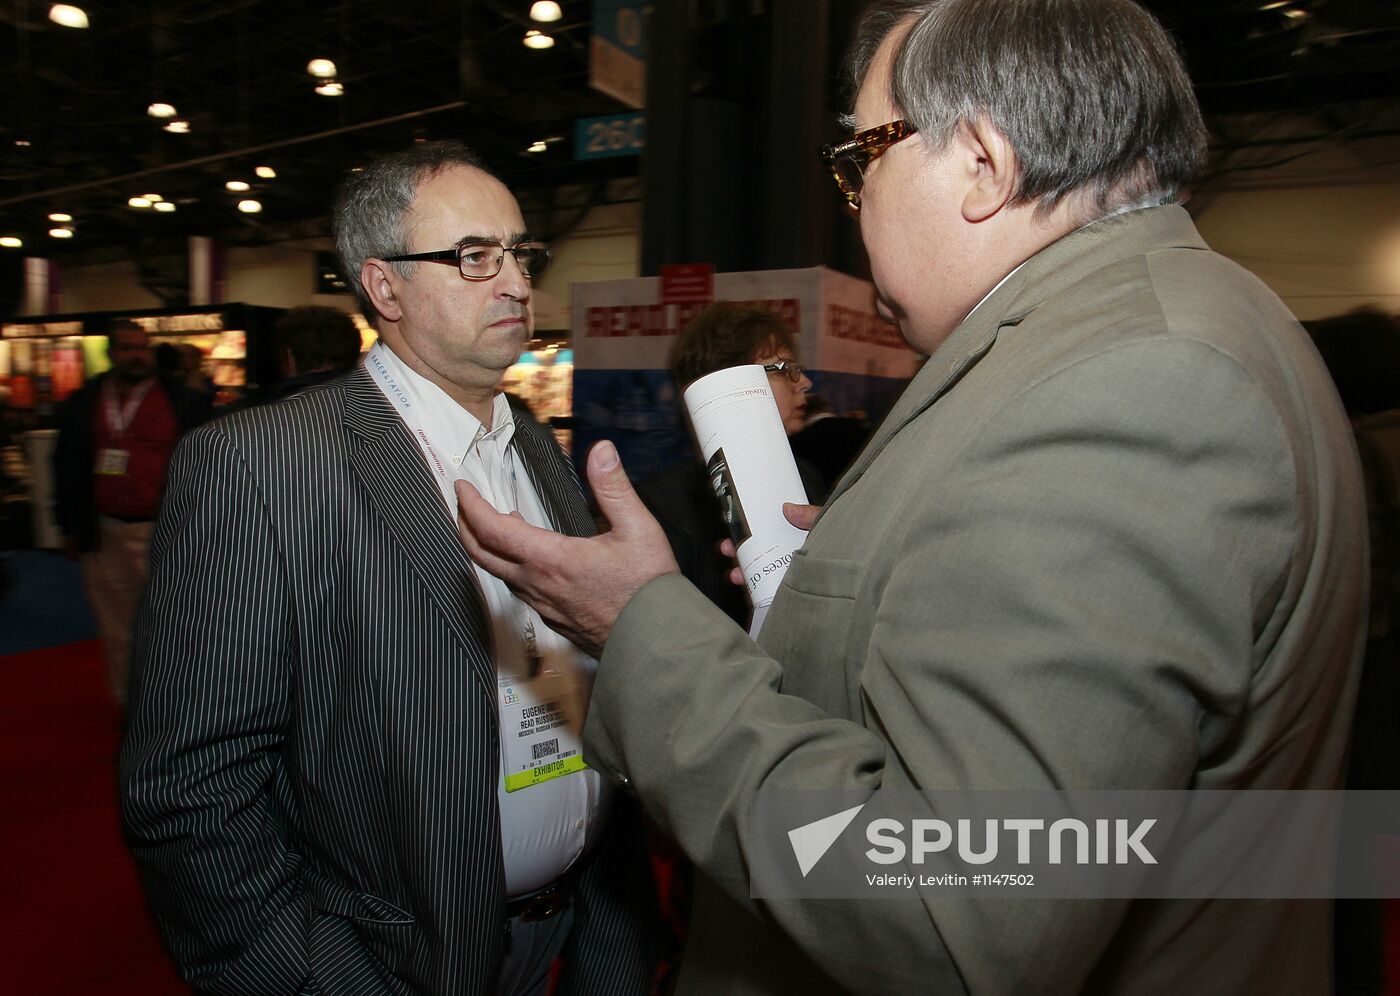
[
  {"xmin": 365, "ymin": 342, "xmax": 538, "ymax": 661},
  {"xmin": 101, "ymin": 376, "xmax": 154, "ymax": 438}
]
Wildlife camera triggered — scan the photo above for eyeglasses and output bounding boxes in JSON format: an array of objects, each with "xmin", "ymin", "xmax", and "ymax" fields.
[
  {"xmin": 381, "ymin": 240, "xmax": 552, "ymax": 280},
  {"xmin": 820, "ymin": 119, "xmax": 917, "ymax": 210},
  {"xmin": 762, "ymin": 359, "xmax": 806, "ymax": 383}
]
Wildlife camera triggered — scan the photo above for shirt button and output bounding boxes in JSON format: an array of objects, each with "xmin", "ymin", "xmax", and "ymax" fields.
[
  {"xmin": 451, "ymin": 455, "xmax": 462, "ymax": 466},
  {"xmin": 574, "ymin": 818, "xmax": 584, "ymax": 831}
]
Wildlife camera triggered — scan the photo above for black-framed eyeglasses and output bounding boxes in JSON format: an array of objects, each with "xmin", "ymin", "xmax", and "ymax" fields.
[
  {"xmin": 820, "ymin": 119, "xmax": 917, "ymax": 210},
  {"xmin": 381, "ymin": 240, "xmax": 552, "ymax": 280},
  {"xmin": 763, "ymin": 359, "xmax": 806, "ymax": 383}
]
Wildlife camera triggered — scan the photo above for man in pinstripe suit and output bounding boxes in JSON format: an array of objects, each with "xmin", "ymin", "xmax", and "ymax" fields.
[{"xmin": 120, "ymin": 141, "xmax": 656, "ymax": 996}]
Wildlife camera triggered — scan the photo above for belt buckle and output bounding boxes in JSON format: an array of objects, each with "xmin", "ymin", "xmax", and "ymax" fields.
[{"xmin": 518, "ymin": 887, "xmax": 564, "ymax": 923}]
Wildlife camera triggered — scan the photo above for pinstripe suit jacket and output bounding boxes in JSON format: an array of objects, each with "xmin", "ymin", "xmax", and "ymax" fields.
[{"xmin": 120, "ymin": 366, "xmax": 655, "ymax": 996}]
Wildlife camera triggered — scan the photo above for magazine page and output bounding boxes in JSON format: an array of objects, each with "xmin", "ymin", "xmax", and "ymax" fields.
[{"xmin": 682, "ymin": 365, "xmax": 810, "ymax": 637}]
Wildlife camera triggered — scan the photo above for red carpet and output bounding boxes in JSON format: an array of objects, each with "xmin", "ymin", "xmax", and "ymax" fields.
[{"xmin": 0, "ymin": 640, "xmax": 189, "ymax": 995}]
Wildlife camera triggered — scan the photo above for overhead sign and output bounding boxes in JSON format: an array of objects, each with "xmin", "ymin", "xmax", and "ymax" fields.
[
  {"xmin": 590, "ymin": 0, "xmax": 646, "ymax": 109},
  {"xmin": 575, "ymin": 112, "xmax": 645, "ymax": 160},
  {"xmin": 660, "ymin": 263, "xmax": 715, "ymax": 305}
]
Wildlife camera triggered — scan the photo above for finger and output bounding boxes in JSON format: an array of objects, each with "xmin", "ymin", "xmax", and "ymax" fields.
[
  {"xmin": 782, "ymin": 501, "xmax": 820, "ymax": 531},
  {"xmin": 586, "ymin": 441, "xmax": 658, "ymax": 539},
  {"xmin": 729, "ymin": 565, "xmax": 745, "ymax": 587},
  {"xmin": 719, "ymin": 538, "xmax": 736, "ymax": 559},
  {"xmin": 454, "ymin": 480, "xmax": 529, "ymax": 576}
]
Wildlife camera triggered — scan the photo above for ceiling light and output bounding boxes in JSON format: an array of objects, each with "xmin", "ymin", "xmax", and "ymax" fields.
[
  {"xmin": 523, "ymin": 30, "xmax": 555, "ymax": 49},
  {"xmin": 527, "ymin": 140, "xmax": 548, "ymax": 154},
  {"xmin": 255, "ymin": 165, "xmax": 276, "ymax": 179},
  {"xmin": 225, "ymin": 180, "xmax": 251, "ymax": 192},
  {"xmin": 314, "ymin": 80, "xmax": 345, "ymax": 96},
  {"xmin": 530, "ymin": 1, "xmax": 563, "ymax": 22},
  {"xmin": 141, "ymin": 193, "xmax": 164, "ymax": 202},
  {"xmin": 128, "ymin": 196, "xmax": 153, "ymax": 209},
  {"xmin": 1257, "ymin": 1, "xmax": 1291, "ymax": 8},
  {"xmin": 307, "ymin": 58, "xmax": 338, "ymax": 78},
  {"xmin": 14, "ymin": 139, "xmax": 31, "ymax": 147},
  {"xmin": 49, "ymin": 227, "xmax": 74, "ymax": 239},
  {"xmin": 1282, "ymin": 7, "xmax": 1310, "ymax": 19},
  {"xmin": 147, "ymin": 102, "xmax": 177, "ymax": 119},
  {"xmin": 48, "ymin": 212, "xmax": 72, "ymax": 222},
  {"xmin": 154, "ymin": 201, "xmax": 176, "ymax": 213},
  {"xmin": 0, "ymin": 237, "xmax": 23, "ymax": 248},
  {"xmin": 237, "ymin": 199, "xmax": 263, "ymax": 214},
  {"xmin": 164, "ymin": 119, "xmax": 190, "ymax": 133},
  {"xmin": 48, "ymin": 4, "xmax": 88, "ymax": 28}
]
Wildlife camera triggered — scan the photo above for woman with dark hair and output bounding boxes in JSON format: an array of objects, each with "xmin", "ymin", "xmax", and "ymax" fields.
[{"xmin": 634, "ymin": 303, "xmax": 819, "ymax": 626}]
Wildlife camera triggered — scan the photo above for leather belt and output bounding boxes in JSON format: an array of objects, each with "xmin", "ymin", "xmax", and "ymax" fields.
[{"xmin": 504, "ymin": 876, "xmax": 572, "ymax": 923}]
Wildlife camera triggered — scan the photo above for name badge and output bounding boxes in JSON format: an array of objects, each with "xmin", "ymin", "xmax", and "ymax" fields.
[
  {"xmin": 499, "ymin": 668, "xmax": 588, "ymax": 793},
  {"xmin": 95, "ymin": 448, "xmax": 130, "ymax": 476}
]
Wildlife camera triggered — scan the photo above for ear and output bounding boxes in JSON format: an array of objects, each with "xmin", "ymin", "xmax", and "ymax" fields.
[
  {"xmin": 957, "ymin": 118, "xmax": 1018, "ymax": 223},
  {"xmin": 360, "ymin": 259, "xmax": 402, "ymax": 323}
]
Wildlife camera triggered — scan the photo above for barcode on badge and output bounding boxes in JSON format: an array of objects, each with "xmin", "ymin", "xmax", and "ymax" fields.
[{"xmin": 532, "ymin": 738, "xmax": 560, "ymax": 761}]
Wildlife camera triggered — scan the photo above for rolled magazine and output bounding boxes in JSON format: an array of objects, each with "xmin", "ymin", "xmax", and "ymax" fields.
[{"xmin": 682, "ymin": 365, "xmax": 811, "ymax": 637}]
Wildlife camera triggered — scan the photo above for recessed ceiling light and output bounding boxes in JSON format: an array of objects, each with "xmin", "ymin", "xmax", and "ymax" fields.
[
  {"xmin": 527, "ymin": 140, "xmax": 548, "ymax": 154},
  {"xmin": 128, "ymin": 196, "xmax": 153, "ymax": 209},
  {"xmin": 0, "ymin": 236, "xmax": 23, "ymax": 248},
  {"xmin": 48, "ymin": 4, "xmax": 88, "ymax": 28},
  {"xmin": 147, "ymin": 102, "xmax": 177, "ymax": 119},
  {"xmin": 523, "ymin": 30, "xmax": 555, "ymax": 50},
  {"xmin": 1257, "ymin": 1, "xmax": 1290, "ymax": 8},
  {"xmin": 237, "ymin": 199, "xmax": 263, "ymax": 214},
  {"xmin": 48, "ymin": 212, "xmax": 72, "ymax": 222},
  {"xmin": 307, "ymin": 58, "xmax": 338, "ymax": 78},
  {"xmin": 1282, "ymin": 7, "xmax": 1310, "ymax": 18},
  {"xmin": 154, "ymin": 201, "xmax": 177, "ymax": 213},
  {"xmin": 141, "ymin": 193, "xmax": 164, "ymax": 202},
  {"xmin": 14, "ymin": 139, "xmax": 31, "ymax": 147},
  {"xmin": 530, "ymin": 1, "xmax": 563, "ymax": 22},
  {"xmin": 315, "ymin": 80, "xmax": 345, "ymax": 96},
  {"xmin": 49, "ymin": 227, "xmax": 74, "ymax": 239},
  {"xmin": 225, "ymin": 180, "xmax": 251, "ymax": 192},
  {"xmin": 254, "ymin": 165, "xmax": 276, "ymax": 179},
  {"xmin": 164, "ymin": 119, "xmax": 191, "ymax": 133}
]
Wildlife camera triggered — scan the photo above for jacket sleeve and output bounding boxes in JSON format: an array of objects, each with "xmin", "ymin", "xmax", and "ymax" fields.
[
  {"xmin": 120, "ymin": 422, "xmax": 315, "ymax": 995},
  {"xmin": 583, "ymin": 339, "xmax": 1304, "ymax": 994}
]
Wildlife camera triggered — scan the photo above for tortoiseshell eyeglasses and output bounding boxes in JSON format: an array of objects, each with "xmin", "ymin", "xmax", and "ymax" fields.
[{"xmin": 820, "ymin": 119, "xmax": 917, "ymax": 210}]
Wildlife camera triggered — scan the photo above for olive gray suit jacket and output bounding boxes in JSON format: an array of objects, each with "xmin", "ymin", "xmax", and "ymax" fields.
[
  {"xmin": 586, "ymin": 206, "xmax": 1367, "ymax": 995},
  {"xmin": 121, "ymin": 368, "xmax": 654, "ymax": 995}
]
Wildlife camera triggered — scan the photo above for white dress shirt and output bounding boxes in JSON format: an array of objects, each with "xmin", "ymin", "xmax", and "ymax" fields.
[{"xmin": 365, "ymin": 342, "xmax": 606, "ymax": 895}]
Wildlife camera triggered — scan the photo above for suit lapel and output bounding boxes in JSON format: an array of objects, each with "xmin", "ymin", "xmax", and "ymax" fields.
[
  {"xmin": 342, "ymin": 367, "xmax": 496, "ymax": 693},
  {"xmin": 510, "ymin": 408, "xmax": 596, "ymax": 539}
]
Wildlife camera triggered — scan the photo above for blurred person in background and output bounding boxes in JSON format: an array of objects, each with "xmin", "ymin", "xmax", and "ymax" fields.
[
  {"xmin": 636, "ymin": 303, "xmax": 820, "ymax": 628},
  {"xmin": 264, "ymin": 304, "xmax": 364, "ymax": 402},
  {"xmin": 788, "ymin": 392, "xmax": 870, "ymax": 493},
  {"xmin": 52, "ymin": 320, "xmax": 210, "ymax": 707}
]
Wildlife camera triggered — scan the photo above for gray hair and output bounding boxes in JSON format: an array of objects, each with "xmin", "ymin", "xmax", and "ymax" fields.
[
  {"xmin": 332, "ymin": 140, "xmax": 496, "ymax": 316},
  {"xmin": 848, "ymin": 0, "xmax": 1208, "ymax": 219}
]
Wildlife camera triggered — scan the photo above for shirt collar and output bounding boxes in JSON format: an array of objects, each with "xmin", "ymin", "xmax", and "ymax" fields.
[{"xmin": 372, "ymin": 342, "xmax": 514, "ymax": 465}]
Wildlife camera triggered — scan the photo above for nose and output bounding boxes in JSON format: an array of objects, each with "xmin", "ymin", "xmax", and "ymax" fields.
[
  {"xmin": 494, "ymin": 250, "xmax": 531, "ymax": 302},
  {"xmin": 797, "ymin": 370, "xmax": 812, "ymax": 393}
]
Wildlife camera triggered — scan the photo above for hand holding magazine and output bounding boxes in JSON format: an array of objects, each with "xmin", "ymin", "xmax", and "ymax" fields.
[{"xmin": 682, "ymin": 365, "xmax": 811, "ymax": 636}]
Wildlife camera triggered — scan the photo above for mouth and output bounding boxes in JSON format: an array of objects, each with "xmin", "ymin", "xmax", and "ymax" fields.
[{"xmin": 489, "ymin": 315, "xmax": 527, "ymax": 331}]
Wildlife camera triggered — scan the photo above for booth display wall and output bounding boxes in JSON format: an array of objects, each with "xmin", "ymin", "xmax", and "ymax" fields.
[{"xmin": 570, "ymin": 266, "xmax": 920, "ymax": 486}]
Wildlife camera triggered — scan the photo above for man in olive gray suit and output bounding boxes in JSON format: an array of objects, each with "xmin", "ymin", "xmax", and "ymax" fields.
[
  {"xmin": 457, "ymin": 1, "xmax": 1367, "ymax": 993},
  {"xmin": 120, "ymin": 142, "xmax": 654, "ymax": 995}
]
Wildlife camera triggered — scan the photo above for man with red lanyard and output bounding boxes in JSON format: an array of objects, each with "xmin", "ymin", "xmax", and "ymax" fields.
[{"xmin": 53, "ymin": 320, "xmax": 210, "ymax": 706}]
